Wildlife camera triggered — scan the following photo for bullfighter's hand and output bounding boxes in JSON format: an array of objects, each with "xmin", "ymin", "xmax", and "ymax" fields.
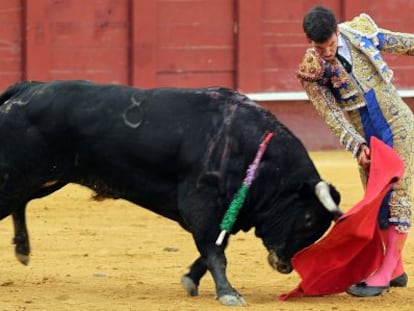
[{"xmin": 357, "ymin": 144, "xmax": 371, "ymax": 171}]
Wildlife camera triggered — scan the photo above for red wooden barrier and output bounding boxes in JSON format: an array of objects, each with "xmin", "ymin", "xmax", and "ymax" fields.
[{"xmin": 0, "ymin": 0, "xmax": 414, "ymax": 150}]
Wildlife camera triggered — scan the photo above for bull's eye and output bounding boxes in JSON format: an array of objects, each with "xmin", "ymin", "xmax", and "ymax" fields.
[
  {"xmin": 292, "ymin": 212, "xmax": 316, "ymax": 240},
  {"xmin": 304, "ymin": 212, "xmax": 314, "ymax": 228}
]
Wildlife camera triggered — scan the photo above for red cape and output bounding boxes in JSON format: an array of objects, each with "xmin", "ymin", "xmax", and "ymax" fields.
[{"xmin": 280, "ymin": 137, "xmax": 404, "ymax": 300}]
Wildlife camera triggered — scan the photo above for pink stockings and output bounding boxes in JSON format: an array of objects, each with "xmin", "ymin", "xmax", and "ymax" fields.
[{"xmin": 365, "ymin": 225, "xmax": 407, "ymax": 286}]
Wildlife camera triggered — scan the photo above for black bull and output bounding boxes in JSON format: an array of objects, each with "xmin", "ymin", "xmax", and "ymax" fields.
[{"xmin": 0, "ymin": 80, "xmax": 341, "ymax": 306}]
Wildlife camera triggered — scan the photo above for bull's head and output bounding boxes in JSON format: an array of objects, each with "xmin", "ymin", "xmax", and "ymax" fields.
[{"xmin": 255, "ymin": 180, "xmax": 341, "ymax": 274}]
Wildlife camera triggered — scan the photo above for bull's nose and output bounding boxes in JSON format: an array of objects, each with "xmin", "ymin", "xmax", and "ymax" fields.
[
  {"xmin": 267, "ymin": 251, "xmax": 292, "ymax": 274},
  {"xmin": 276, "ymin": 262, "xmax": 293, "ymax": 274}
]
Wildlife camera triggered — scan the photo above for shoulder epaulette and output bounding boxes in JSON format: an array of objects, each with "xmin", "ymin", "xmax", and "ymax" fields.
[
  {"xmin": 296, "ymin": 48, "xmax": 324, "ymax": 82},
  {"xmin": 340, "ymin": 13, "xmax": 379, "ymax": 39}
]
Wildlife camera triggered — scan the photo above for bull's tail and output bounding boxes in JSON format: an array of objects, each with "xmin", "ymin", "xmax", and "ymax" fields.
[{"xmin": 0, "ymin": 81, "xmax": 44, "ymax": 106}]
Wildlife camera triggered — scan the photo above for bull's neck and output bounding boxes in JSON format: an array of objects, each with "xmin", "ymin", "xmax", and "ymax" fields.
[{"xmin": 215, "ymin": 132, "xmax": 274, "ymax": 246}]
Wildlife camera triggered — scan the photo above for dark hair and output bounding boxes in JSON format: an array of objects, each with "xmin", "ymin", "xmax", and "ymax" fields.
[{"xmin": 303, "ymin": 5, "xmax": 337, "ymax": 43}]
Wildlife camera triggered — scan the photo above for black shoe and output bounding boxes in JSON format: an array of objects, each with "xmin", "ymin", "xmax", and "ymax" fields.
[
  {"xmin": 390, "ymin": 272, "xmax": 408, "ymax": 287},
  {"xmin": 346, "ymin": 282, "xmax": 389, "ymax": 297}
]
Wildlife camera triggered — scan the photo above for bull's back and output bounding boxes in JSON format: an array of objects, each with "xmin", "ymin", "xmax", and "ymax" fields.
[
  {"xmin": 2, "ymin": 80, "xmax": 221, "ymax": 165},
  {"xmin": 0, "ymin": 81, "xmax": 231, "ymax": 215}
]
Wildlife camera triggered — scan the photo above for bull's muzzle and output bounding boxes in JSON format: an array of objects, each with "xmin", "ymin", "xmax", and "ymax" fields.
[{"xmin": 267, "ymin": 250, "xmax": 292, "ymax": 274}]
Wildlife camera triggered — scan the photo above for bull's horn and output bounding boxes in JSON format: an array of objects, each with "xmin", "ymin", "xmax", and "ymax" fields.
[{"xmin": 315, "ymin": 181, "xmax": 342, "ymax": 217}]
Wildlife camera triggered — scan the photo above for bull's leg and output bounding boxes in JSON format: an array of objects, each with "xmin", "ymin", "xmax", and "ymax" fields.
[
  {"xmin": 181, "ymin": 256, "xmax": 207, "ymax": 296},
  {"xmin": 181, "ymin": 250, "xmax": 246, "ymax": 306},
  {"xmin": 12, "ymin": 206, "xmax": 30, "ymax": 265},
  {"xmin": 9, "ymin": 184, "xmax": 65, "ymax": 266},
  {"xmin": 178, "ymin": 182, "xmax": 246, "ymax": 305},
  {"xmin": 200, "ymin": 244, "xmax": 246, "ymax": 306}
]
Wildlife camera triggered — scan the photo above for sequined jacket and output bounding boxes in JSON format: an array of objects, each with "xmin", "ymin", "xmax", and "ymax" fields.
[{"xmin": 297, "ymin": 13, "xmax": 414, "ymax": 156}]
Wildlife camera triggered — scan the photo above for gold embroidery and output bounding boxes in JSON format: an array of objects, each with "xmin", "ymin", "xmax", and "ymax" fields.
[
  {"xmin": 341, "ymin": 13, "xmax": 378, "ymax": 38},
  {"xmin": 296, "ymin": 49, "xmax": 324, "ymax": 82},
  {"xmin": 299, "ymin": 14, "xmax": 414, "ymax": 229}
]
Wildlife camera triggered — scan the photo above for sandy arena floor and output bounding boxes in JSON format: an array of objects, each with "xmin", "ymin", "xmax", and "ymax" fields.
[{"xmin": 0, "ymin": 150, "xmax": 412, "ymax": 310}]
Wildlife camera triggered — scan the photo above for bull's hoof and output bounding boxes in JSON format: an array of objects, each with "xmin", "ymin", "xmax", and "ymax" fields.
[
  {"xmin": 218, "ymin": 294, "xmax": 247, "ymax": 306},
  {"xmin": 15, "ymin": 253, "xmax": 30, "ymax": 265},
  {"xmin": 181, "ymin": 275, "xmax": 198, "ymax": 296}
]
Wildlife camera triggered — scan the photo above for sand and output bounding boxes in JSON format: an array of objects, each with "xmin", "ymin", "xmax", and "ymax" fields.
[{"xmin": 0, "ymin": 150, "xmax": 412, "ymax": 310}]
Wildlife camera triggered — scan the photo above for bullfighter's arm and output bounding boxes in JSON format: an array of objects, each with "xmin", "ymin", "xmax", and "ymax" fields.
[
  {"xmin": 377, "ymin": 27, "xmax": 414, "ymax": 55},
  {"xmin": 301, "ymin": 80, "xmax": 366, "ymax": 157},
  {"xmin": 296, "ymin": 48, "xmax": 366, "ymax": 157},
  {"xmin": 342, "ymin": 13, "xmax": 414, "ymax": 55}
]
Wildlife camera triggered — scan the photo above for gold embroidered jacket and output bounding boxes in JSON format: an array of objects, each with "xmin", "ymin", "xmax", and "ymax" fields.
[
  {"xmin": 297, "ymin": 13, "xmax": 414, "ymax": 231},
  {"xmin": 297, "ymin": 13, "xmax": 414, "ymax": 157}
]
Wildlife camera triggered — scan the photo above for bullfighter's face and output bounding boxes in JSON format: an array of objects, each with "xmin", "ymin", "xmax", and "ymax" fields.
[{"xmin": 309, "ymin": 31, "xmax": 339, "ymax": 63}]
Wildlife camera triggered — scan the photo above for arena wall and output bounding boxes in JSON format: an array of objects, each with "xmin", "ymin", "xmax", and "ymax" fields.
[{"xmin": 1, "ymin": 0, "xmax": 414, "ymax": 150}]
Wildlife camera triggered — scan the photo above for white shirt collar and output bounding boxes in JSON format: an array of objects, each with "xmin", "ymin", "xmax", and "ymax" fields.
[
  {"xmin": 337, "ymin": 34, "xmax": 346, "ymax": 48},
  {"xmin": 337, "ymin": 34, "xmax": 352, "ymax": 64}
]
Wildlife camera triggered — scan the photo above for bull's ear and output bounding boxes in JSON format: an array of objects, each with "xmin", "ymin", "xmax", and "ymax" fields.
[
  {"xmin": 298, "ymin": 179, "xmax": 322, "ymax": 192},
  {"xmin": 298, "ymin": 180, "xmax": 341, "ymax": 205},
  {"xmin": 329, "ymin": 184, "xmax": 341, "ymax": 205},
  {"xmin": 296, "ymin": 180, "xmax": 318, "ymax": 196},
  {"xmin": 297, "ymin": 180, "xmax": 320, "ymax": 195}
]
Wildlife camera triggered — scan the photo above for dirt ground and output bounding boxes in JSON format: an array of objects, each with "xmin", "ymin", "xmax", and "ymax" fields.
[{"xmin": 0, "ymin": 150, "xmax": 413, "ymax": 311}]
